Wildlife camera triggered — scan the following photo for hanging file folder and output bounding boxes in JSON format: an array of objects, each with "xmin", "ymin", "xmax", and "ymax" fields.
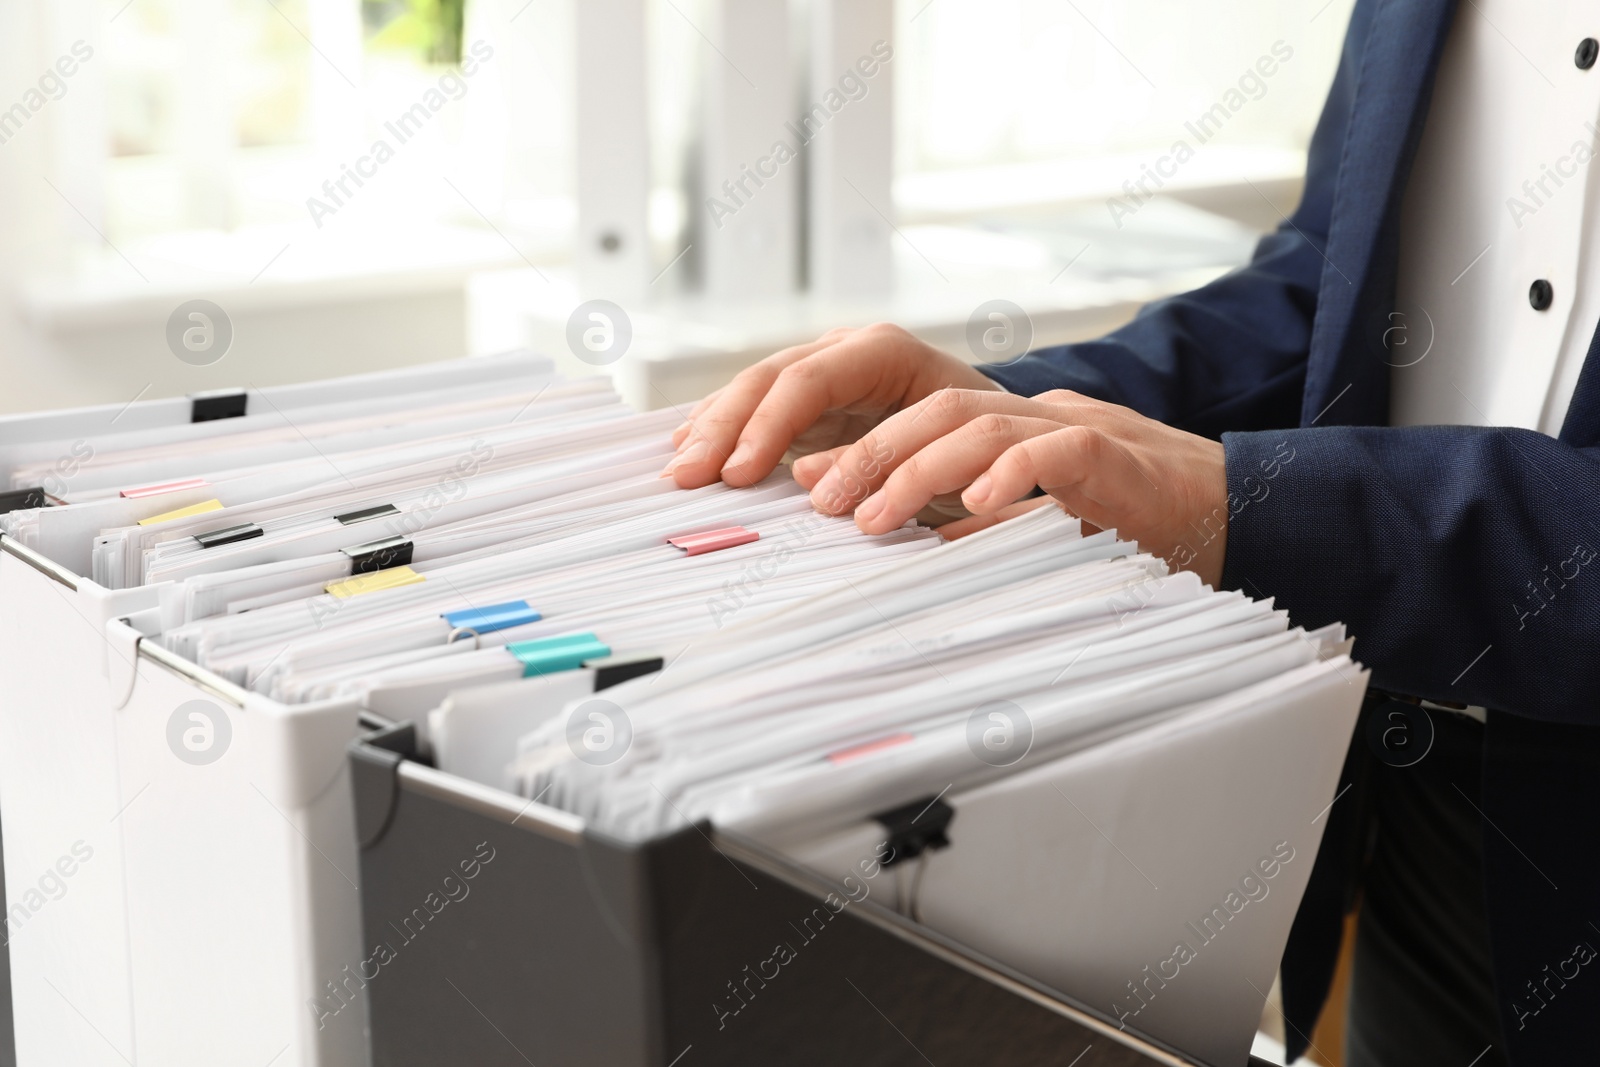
[{"xmin": 0, "ymin": 353, "xmax": 1365, "ymax": 1067}]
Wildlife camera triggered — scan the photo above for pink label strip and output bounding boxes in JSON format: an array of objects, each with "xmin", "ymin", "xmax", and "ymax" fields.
[
  {"xmin": 666, "ymin": 526, "xmax": 760, "ymax": 556},
  {"xmin": 120, "ymin": 477, "xmax": 211, "ymax": 499}
]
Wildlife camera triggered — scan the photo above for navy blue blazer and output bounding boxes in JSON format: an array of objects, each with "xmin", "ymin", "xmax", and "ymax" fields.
[{"xmin": 981, "ymin": 0, "xmax": 1599, "ymax": 1061}]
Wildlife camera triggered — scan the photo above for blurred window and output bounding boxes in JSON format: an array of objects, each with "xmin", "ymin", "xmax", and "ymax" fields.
[
  {"xmin": 896, "ymin": 0, "xmax": 1347, "ymax": 174},
  {"xmin": 92, "ymin": 0, "xmax": 1352, "ymax": 255}
]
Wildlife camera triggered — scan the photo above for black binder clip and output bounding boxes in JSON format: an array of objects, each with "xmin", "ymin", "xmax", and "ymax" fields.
[
  {"xmin": 336, "ymin": 503, "xmax": 400, "ymax": 526},
  {"xmin": 194, "ymin": 523, "xmax": 264, "ymax": 549},
  {"xmin": 874, "ymin": 795, "xmax": 956, "ymax": 868},
  {"xmin": 0, "ymin": 487, "xmax": 47, "ymax": 514},
  {"xmin": 342, "ymin": 535, "xmax": 414, "ymax": 575},
  {"xmin": 586, "ymin": 654, "xmax": 665, "ymax": 691},
  {"xmin": 190, "ymin": 389, "xmax": 248, "ymax": 423}
]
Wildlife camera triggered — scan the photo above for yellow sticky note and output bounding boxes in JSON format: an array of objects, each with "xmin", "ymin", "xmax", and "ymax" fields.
[
  {"xmin": 325, "ymin": 566, "xmax": 426, "ymax": 599},
  {"xmin": 137, "ymin": 498, "xmax": 224, "ymax": 525}
]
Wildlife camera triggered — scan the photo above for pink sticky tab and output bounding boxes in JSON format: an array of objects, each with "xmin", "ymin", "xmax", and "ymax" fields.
[
  {"xmin": 827, "ymin": 733, "xmax": 915, "ymax": 766},
  {"xmin": 667, "ymin": 526, "xmax": 759, "ymax": 556},
  {"xmin": 120, "ymin": 477, "xmax": 211, "ymax": 499}
]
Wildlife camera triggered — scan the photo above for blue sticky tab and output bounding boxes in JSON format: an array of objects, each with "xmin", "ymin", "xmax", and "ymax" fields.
[
  {"xmin": 506, "ymin": 633, "xmax": 612, "ymax": 677},
  {"xmin": 442, "ymin": 600, "xmax": 541, "ymax": 635}
]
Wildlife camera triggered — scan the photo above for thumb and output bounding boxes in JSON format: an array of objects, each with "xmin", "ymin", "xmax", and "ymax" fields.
[
  {"xmin": 935, "ymin": 496, "xmax": 1063, "ymax": 540},
  {"xmin": 792, "ymin": 446, "xmax": 850, "ymax": 490}
]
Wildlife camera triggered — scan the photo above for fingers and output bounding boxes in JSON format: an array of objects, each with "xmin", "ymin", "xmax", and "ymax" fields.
[
  {"xmin": 716, "ymin": 327, "xmax": 922, "ymax": 488},
  {"xmin": 935, "ymin": 497, "xmax": 1059, "ymax": 540},
  {"xmin": 808, "ymin": 389, "xmax": 1062, "ymax": 515},
  {"xmin": 791, "ymin": 446, "xmax": 848, "ymax": 490},
  {"xmin": 663, "ymin": 335, "xmax": 843, "ymax": 487},
  {"xmin": 666, "ymin": 324, "xmax": 1005, "ymax": 491},
  {"xmin": 671, "ymin": 387, "xmax": 724, "ymax": 447},
  {"xmin": 964, "ymin": 425, "xmax": 1150, "ymax": 536},
  {"xmin": 853, "ymin": 414, "xmax": 1070, "ymax": 533}
]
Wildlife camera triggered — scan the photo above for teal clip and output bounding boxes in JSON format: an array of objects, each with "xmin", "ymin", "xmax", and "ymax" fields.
[{"xmin": 506, "ymin": 633, "xmax": 612, "ymax": 677}]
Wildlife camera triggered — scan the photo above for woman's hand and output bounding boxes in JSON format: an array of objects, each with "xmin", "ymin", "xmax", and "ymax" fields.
[
  {"xmin": 662, "ymin": 324, "xmax": 1001, "ymax": 488},
  {"xmin": 792, "ymin": 388, "xmax": 1231, "ymax": 586}
]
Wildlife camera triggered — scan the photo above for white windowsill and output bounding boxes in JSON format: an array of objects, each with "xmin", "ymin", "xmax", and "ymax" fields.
[
  {"xmin": 18, "ymin": 222, "xmax": 538, "ymax": 332},
  {"xmin": 895, "ymin": 146, "xmax": 1308, "ymax": 223}
]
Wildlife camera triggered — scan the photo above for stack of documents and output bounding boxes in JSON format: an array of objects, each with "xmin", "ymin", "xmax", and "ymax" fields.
[
  {"xmin": 0, "ymin": 354, "xmax": 1365, "ymax": 1066},
  {"xmin": 515, "ymin": 502, "xmax": 1352, "ymax": 839}
]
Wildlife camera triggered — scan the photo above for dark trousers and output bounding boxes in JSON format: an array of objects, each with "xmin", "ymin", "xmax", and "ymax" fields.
[{"xmin": 1346, "ymin": 710, "xmax": 1506, "ymax": 1067}]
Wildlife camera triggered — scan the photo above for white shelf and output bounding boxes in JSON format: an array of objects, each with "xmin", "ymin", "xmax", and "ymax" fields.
[
  {"xmin": 519, "ymin": 198, "xmax": 1260, "ymax": 410},
  {"xmin": 18, "ymin": 222, "xmax": 526, "ymax": 331}
]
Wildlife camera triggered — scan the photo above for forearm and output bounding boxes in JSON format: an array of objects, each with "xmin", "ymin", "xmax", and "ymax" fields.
[
  {"xmin": 978, "ymin": 230, "xmax": 1318, "ymax": 437},
  {"xmin": 978, "ymin": 0, "xmax": 1375, "ymax": 435},
  {"xmin": 1221, "ymin": 425, "xmax": 1600, "ymax": 725}
]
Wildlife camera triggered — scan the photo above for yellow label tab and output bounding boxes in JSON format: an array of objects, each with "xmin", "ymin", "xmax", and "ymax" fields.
[
  {"xmin": 137, "ymin": 498, "xmax": 224, "ymax": 525},
  {"xmin": 325, "ymin": 566, "xmax": 425, "ymax": 599}
]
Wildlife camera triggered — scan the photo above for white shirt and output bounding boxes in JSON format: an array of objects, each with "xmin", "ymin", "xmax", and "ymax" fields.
[{"xmin": 1394, "ymin": 2, "xmax": 1600, "ymax": 436}]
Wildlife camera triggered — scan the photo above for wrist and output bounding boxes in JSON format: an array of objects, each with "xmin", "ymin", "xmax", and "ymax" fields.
[{"xmin": 1217, "ymin": 431, "xmax": 1301, "ymax": 594}]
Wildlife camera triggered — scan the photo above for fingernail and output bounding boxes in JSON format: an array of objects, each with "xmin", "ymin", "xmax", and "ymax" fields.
[
  {"xmin": 965, "ymin": 473, "xmax": 993, "ymax": 506},
  {"xmin": 855, "ymin": 491, "xmax": 886, "ymax": 526},
  {"xmin": 811, "ymin": 466, "xmax": 844, "ymax": 510},
  {"xmin": 791, "ymin": 454, "xmax": 826, "ymax": 488},
  {"xmin": 723, "ymin": 441, "xmax": 755, "ymax": 472},
  {"xmin": 661, "ymin": 441, "xmax": 708, "ymax": 479},
  {"xmin": 673, "ymin": 421, "xmax": 690, "ymax": 437}
]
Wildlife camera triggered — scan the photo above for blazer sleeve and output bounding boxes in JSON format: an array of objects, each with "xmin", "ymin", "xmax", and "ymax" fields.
[
  {"xmin": 1221, "ymin": 425, "xmax": 1600, "ymax": 728},
  {"xmin": 978, "ymin": 0, "xmax": 1376, "ymax": 440}
]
